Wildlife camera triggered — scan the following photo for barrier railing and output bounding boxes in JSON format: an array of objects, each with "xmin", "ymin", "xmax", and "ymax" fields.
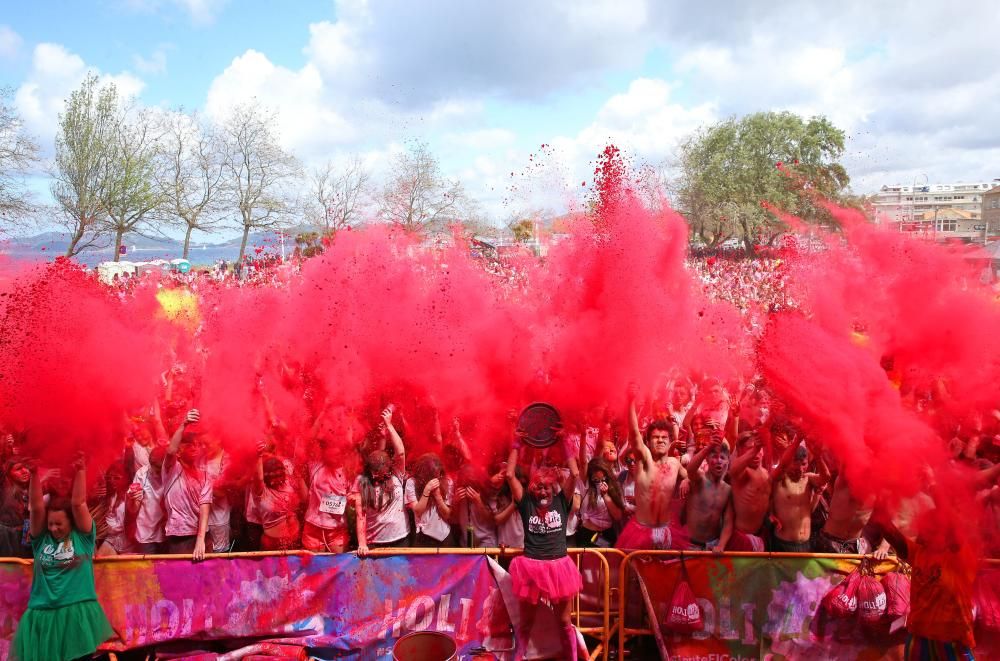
[
  {"xmin": 616, "ymin": 549, "xmax": 915, "ymax": 661},
  {"xmin": 1, "ymin": 546, "xmax": 618, "ymax": 661},
  {"xmin": 12, "ymin": 547, "xmax": 967, "ymax": 660}
]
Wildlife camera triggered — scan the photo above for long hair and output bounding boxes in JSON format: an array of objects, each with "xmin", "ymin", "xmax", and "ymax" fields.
[
  {"xmin": 585, "ymin": 458, "xmax": 625, "ymax": 511},
  {"xmin": 359, "ymin": 450, "xmax": 394, "ymax": 512},
  {"xmin": 411, "ymin": 453, "xmax": 447, "ymax": 498}
]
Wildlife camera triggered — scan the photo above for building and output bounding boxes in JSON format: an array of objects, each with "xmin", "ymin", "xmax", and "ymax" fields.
[
  {"xmin": 872, "ymin": 180, "xmax": 998, "ymax": 241},
  {"xmin": 984, "ymin": 186, "xmax": 1000, "ymax": 241}
]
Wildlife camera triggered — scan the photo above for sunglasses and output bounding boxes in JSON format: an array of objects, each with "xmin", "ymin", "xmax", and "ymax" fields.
[{"xmin": 624, "ymin": 458, "xmax": 637, "ymax": 465}]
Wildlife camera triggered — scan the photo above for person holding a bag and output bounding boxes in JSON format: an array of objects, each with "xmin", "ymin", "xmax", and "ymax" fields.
[{"xmin": 505, "ymin": 444, "xmax": 582, "ymax": 661}]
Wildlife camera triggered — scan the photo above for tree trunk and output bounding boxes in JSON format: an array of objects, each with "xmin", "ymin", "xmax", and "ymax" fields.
[
  {"xmin": 65, "ymin": 223, "xmax": 84, "ymax": 257},
  {"xmin": 113, "ymin": 229, "xmax": 124, "ymax": 262},
  {"xmin": 183, "ymin": 225, "xmax": 193, "ymax": 260},
  {"xmin": 238, "ymin": 224, "xmax": 250, "ymax": 263},
  {"xmin": 740, "ymin": 218, "xmax": 756, "ymax": 257}
]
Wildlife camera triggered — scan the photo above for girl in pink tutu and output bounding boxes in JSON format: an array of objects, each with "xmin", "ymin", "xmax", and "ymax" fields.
[{"xmin": 505, "ymin": 445, "xmax": 582, "ymax": 661}]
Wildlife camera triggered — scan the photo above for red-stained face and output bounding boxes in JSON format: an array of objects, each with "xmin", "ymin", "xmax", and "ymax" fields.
[
  {"xmin": 649, "ymin": 429, "xmax": 670, "ymax": 458},
  {"xmin": 106, "ymin": 467, "xmax": 126, "ymax": 492},
  {"xmin": 47, "ymin": 510, "xmax": 71, "ymax": 541},
  {"xmin": 601, "ymin": 442, "xmax": 618, "ymax": 464},
  {"xmin": 529, "ymin": 478, "xmax": 555, "ymax": 505},
  {"xmin": 7, "ymin": 463, "xmax": 30, "ymax": 486},
  {"xmin": 707, "ymin": 448, "xmax": 729, "ymax": 478}
]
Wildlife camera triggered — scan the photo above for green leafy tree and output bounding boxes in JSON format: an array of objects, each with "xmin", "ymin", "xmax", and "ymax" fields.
[
  {"xmin": 677, "ymin": 111, "xmax": 849, "ymax": 253},
  {"xmin": 51, "ymin": 74, "xmax": 117, "ymax": 257},
  {"xmin": 99, "ymin": 106, "xmax": 163, "ymax": 262}
]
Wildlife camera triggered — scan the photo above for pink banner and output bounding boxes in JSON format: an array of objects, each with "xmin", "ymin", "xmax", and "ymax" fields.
[{"xmin": 0, "ymin": 553, "xmax": 513, "ymax": 659}]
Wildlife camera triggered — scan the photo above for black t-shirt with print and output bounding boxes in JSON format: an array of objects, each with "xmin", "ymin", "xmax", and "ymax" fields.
[{"xmin": 518, "ymin": 490, "xmax": 569, "ymax": 560}]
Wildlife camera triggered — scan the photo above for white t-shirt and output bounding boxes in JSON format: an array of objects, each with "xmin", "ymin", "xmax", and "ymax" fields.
[
  {"xmin": 458, "ymin": 496, "xmax": 498, "ymax": 548},
  {"xmin": 351, "ymin": 473, "xmax": 409, "ymax": 544},
  {"xmin": 245, "ymin": 458, "xmax": 294, "ymax": 525},
  {"xmin": 305, "ymin": 463, "xmax": 350, "ymax": 530},
  {"xmin": 203, "ymin": 451, "xmax": 231, "ymax": 528},
  {"xmin": 490, "ymin": 495, "xmax": 523, "ymax": 548},
  {"xmin": 162, "ymin": 457, "xmax": 213, "ymax": 537},
  {"xmin": 131, "ymin": 465, "xmax": 165, "ymax": 544},
  {"xmin": 405, "ymin": 479, "xmax": 453, "ymax": 542},
  {"xmin": 579, "ymin": 488, "xmax": 614, "ymax": 531}
]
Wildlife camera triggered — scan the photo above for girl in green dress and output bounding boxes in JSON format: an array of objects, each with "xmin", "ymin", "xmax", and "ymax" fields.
[{"xmin": 12, "ymin": 453, "xmax": 113, "ymax": 661}]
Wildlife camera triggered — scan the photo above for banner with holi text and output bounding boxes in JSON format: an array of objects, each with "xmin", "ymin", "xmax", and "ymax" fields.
[
  {"xmin": 630, "ymin": 555, "xmax": 1000, "ymax": 661},
  {"xmin": 0, "ymin": 553, "xmax": 513, "ymax": 660}
]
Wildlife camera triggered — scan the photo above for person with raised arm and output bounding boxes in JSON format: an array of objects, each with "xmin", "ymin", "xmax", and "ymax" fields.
[
  {"xmin": 769, "ymin": 435, "xmax": 829, "ymax": 553},
  {"xmin": 12, "ymin": 454, "xmax": 113, "ymax": 661},
  {"xmin": 162, "ymin": 409, "xmax": 212, "ymax": 560},
  {"xmin": 682, "ymin": 433, "xmax": 733, "ymax": 553},
  {"xmin": 815, "ymin": 466, "xmax": 891, "ymax": 558},
  {"xmin": 353, "ymin": 406, "xmax": 409, "ymax": 556},
  {"xmin": 127, "ymin": 446, "xmax": 167, "ymax": 554},
  {"xmin": 726, "ymin": 432, "xmax": 770, "ymax": 551},
  {"xmin": 616, "ymin": 383, "xmax": 687, "ymax": 550},
  {"xmin": 253, "ymin": 442, "xmax": 307, "ymax": 551},
  {"xmin": 505, "ymin": 442, "xmax": 582, "ymax": 661}
]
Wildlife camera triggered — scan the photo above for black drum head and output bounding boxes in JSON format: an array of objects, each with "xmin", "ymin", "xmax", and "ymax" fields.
[{"xmin": 516, "ymin": 402, "xmax": 562, "ymax": 448}]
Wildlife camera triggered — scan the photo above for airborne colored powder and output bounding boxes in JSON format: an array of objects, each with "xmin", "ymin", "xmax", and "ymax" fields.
[{"xmin": 1, "ymin": 147, "xmax": 999, "ymax": 565}]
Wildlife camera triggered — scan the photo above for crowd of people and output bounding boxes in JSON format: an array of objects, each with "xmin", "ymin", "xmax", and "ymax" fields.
[
  {"xmin": 4, "ymin": 241, "xmax": 998, "ymax": 660},
  {"xmin": 5, "ymin": 368, "xmax": 998, "ymax": 562}
]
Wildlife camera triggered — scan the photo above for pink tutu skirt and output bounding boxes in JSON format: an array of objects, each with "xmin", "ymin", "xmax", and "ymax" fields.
[{"xmin": 510, "ymin": 555, "xmax": 583, "ymax": 604}]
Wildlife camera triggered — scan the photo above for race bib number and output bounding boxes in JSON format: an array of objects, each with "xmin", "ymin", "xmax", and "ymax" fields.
[{"xmin": 320, "ymin": 493, "xmax": 347, "ymax": 515}]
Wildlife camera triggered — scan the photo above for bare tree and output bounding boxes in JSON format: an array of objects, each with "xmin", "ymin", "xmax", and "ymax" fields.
[
  {"xmin": 309, "ymin": 155, "xmax": 370, "ymax": 234},
  {"xmin": 0, "ymin": 87, "xmax": 41, "ymax": 234},
  {"xmin": 51, "ymin": 74, "xmax": 117, "ymax": 257},
  {"xmin": 378, "ymin": 142, "xmax": 465, "ymax": 234},
  {"xmin": 219, "ymin": 102, "xmax": 301, "ymax": 262},
  {"xmin": 99, "ymin": 106, "xmax": 163, "ymax": 262},
  {"xmin": 156, "ymin": 110, "xmax": 225, "ymax": 258}
]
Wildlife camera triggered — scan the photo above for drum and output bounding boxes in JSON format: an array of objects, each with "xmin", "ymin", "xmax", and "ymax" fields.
[
  {"xmin": 392, "ymin": 631, "xmax": 458, "ymax": 661},
  {"xmin": 516, "ymin": 402, "xmax": 562, "ymax": 448}
]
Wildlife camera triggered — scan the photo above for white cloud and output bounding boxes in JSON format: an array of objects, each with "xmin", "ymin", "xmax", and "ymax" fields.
[
  {"xmin": 204, "ymin": 50, "xmax": 356, "ymax": 161},
  {"xmin": 133, "ymin": 45, "xmax": 169, "ymax": 75},
  {"xmin": 0, "ymin": 25, "xmax": 22, "ymax": 60},
  {"xmin": 14, "ymin": 43, "xmax": 145, "ymax": 144},
  {"xmin": 303, "ymin": 0, "xmax": 653, "ymax": 106}
]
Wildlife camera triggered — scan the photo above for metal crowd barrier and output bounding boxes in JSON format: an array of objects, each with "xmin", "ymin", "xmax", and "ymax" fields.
[
  {"xmin": 13, "ymin": 547, "xmax": 961, "ymax": 661},
  {"xmin": 615, "ymin": 549, "xmax": 916, "ymax": 661}
]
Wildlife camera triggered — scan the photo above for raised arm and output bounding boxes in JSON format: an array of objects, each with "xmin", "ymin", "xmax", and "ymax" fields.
[
  {"xmin": 450, "ymin": 417, "xmax": 473, "ymax": 463},
  {"xmin": 808, "ymin": 451, "xmax": 831, "ymax": 489},
  {"xmin": 561, "ymin": 455, "xmax": 580, "ymax": 501},
  {"xmin": 506, "ymin": 446, "xmax": 524, "ymax": 504},
  {"xmin": 151, "ymin": 399, "xmax": 169, "ymax": 445},
  {"xmin": 382, "ymin": 407, "xmax": 406, "ymax": 472},
  {"xmin": 768, "ymin": 434, "xmax": 802, "ymax": 482},
  {"xmin": 687, "ymin": 438, "xmax": 718, "ymax": 487},
  {"xmin": 168, "ymin": 409, "xmax": 200, "ymax": 457},
  {"xmin": 70, "ymin": 453, "xmax": 93, "ymax": 534},
  {"xmin": 729, "ymin": 436, "xmax": 760, "ymax": 481},
  {"xmin": 28, "ymin": 462, "xmax": 45, "ymax": 539}
]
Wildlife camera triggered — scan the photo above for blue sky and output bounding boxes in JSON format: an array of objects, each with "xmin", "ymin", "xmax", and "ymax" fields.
[{"xmin": 3, "ymin": 0, "xmax": 999, "ymax": 235}]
